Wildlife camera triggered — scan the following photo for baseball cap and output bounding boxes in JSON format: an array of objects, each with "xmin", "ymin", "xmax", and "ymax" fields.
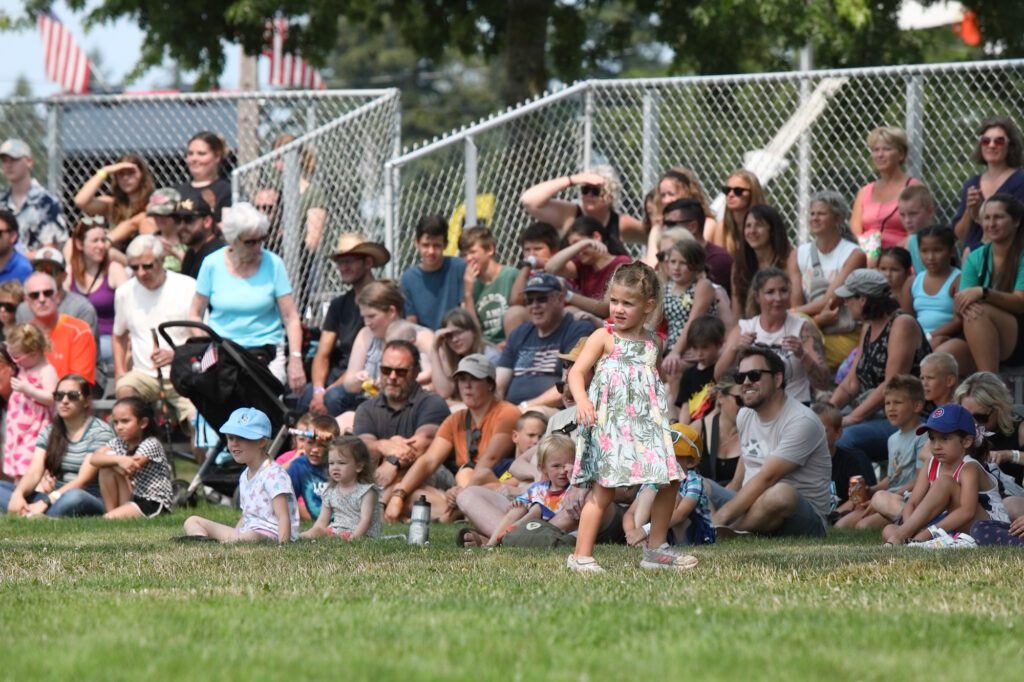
[
  {"xmin": 835, "ymin": 268, "xmax": 891, "ymax": 298},
  {"xmin": 176, "ymin": 186, "xmax": 215, "ymax": 218},
  {"xmin": 32, "ymin": 246, "xmax": 66, "ymax": 271},
  {"xmin": 668, "ymin": 423, "xmax": 703, "ymax": 463},
  {"xmin": 146, "ymin": 188, "xmax": 182, "ymax": 216},
  {"xmin": 221, "ymin": 407, "xmax": 273, "ymax": 440},
  {"xmin": 916, "ymin": 404, "xmax": 976, "ymax": 436},
  {"xmin": 523, "ymin": 272, "xmax": 563, "ymax": 294},
  {"xmin": 0, "ymin": 139, "xmax": 30, "ymax": 159},
  {"xmin": 454, "ymin": 353, "xmax": 495, "ymax": 381}
]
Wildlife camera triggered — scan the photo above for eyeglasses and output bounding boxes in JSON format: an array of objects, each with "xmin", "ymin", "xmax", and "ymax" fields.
[
  {"xmin": 379, "ymin": 365, "xmax": 412, "ymax": 379},
  {"xmin": 733, "ymin": 369, "xmax": 770, "ymax": 384},
  {"xmin": 468, "ymin": 427, "xmax": 481, "ymax": 461},
  {"xmin": 525, "ymin": 294, "xmax": 551, "ymax": 305},
  {"xmin": 133, "ymin": 261, "xmax": 157, "ymax": 271},
  {"xmin": 255, "ymin": 204, "xmax": 276, "ymax": 213},
  {"xmin": 970, "ymin": 410, "xmax": 993, "ymax": 424},
  {"xmin": 27, "ymin": 289, "xmax": 56, "ymax": 301},
  {"xmin": 334, "ymin": 255, "xmax": 363, "ymax": 266},
  {"xmin": 579, "ymin": 185, "xmax": 602, "ymax": 197},
  {"xmin": 53, "ymin": 390, "xmax": 83, "ymax": 402},
  {"xmin": 241, "ymin": 237, "xmax": 264, "ymax": 247},
  {"xmin": 721, "ymin": 186, "xmax": 750, "ymax": 197},
  {"xmin": 980, "ymin": 136, "xmax": 1007, "ymax": 147},
  {"xmin": 663, "ymin": 426, "xmax": 699, "ymax": 452},
  {"xmin": 0, "ymin": 302, "xmax": 16, "ymax": 313}
]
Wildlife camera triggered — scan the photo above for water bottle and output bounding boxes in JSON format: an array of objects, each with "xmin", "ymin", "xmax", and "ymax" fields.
[{"xmin": 407, "ymin": 495, "xmax": 431, "ymax": 545}]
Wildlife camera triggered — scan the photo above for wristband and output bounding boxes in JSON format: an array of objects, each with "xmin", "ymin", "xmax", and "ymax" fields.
[
  {"xmin": 313, "ymin": 387, "xmax": 326, "ymax": 395},
  {"xmin": 97, "ymin": 170, "xmax": 108, "ymax": 179},
  {"xmin": 566, "ymin": 175, "xmax": 574, "ymax": 187},
  {"xmin": 392, "ymin": 488, "xmax": 409, "ymax": 500},
  {"xmin": 289, "ymin": 351, "xmax": 302, "ymax": 358},
  {"xmin": 565, "ymin": 289, "xmax": 574, "ymax": 303},
  {"xmin": 386, "ymin": 456, "xmax": 401, "ymax": 467},
  {"xmin": 1013, "ymin": 450, "xmax": 1021, "ymax": 464}
]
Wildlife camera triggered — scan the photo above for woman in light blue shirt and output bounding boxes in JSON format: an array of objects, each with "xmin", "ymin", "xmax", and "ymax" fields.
[{"xmin": 189, "ymin": 202, "xmax": 306, "ymax": 392}]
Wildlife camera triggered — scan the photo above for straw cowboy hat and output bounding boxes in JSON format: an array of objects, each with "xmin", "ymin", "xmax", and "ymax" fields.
[{"xmin": 331, "ymin": 232, "xmax": 391, "ymax": 267}]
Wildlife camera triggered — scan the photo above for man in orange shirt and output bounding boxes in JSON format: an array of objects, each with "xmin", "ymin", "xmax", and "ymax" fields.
[{"xmin": 25, "ymin": 272, "xmax": 96, "ymax": 385}]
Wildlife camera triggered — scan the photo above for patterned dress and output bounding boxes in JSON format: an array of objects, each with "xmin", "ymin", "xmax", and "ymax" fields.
[
  {"xmin": 572, "ymin": 329, "xmax": 681, "ymax": 488},
  {"xmin": 663, "ymin": 280, "xmax": 718, "ymax": 350},
  {"xmin": 3, "ymin": 371, "xmax": 53, "ymax": 478}
]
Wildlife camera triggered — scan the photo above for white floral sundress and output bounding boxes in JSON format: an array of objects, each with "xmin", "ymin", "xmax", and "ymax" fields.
[{"xmin": 571, "ymin": 329, "xmax": 681, "ymax": 488}]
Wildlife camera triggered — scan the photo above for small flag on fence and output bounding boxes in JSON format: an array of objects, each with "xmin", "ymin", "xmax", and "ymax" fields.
[
  {"xmin": 264, "ymin": 19, "xmax": 325, "ymax": 90},
  {"xmin": 37, "ymin": 11, "xmax": 92, "ymax": 94}
]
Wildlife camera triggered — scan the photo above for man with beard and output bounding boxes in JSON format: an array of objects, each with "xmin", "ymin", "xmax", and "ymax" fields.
[
  {"xmin": 353, "ymin": 340, "xmax": 451, "ymax": 497},
  {"xmin": 176, "ymin": 193, "xmax": 224, "ymax": 279},
  {"xmin": 710, "ymin": 345, "xmax": 832, "ymax": 538}
]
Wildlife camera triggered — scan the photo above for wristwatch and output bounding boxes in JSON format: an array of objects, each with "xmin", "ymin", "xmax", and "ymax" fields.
[
  {"xmin": 392, "ymin": 488, "xmax": 409, "ymax": 500},
  {"xmin": 386, "ymin": 456, "xmax": 401, "ymax": 467}
]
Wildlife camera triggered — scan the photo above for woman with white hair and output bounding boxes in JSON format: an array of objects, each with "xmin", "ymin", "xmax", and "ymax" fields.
[
  {"xmin": 520, "ymin": 165, "xmax": 644, "ymax": 244},
  {"xmin": 188, "ymin": 202, "xmax": 305, "ymax": 390}
]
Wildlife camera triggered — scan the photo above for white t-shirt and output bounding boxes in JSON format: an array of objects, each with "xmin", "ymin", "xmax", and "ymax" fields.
[
  {"xmin": 737, "ymin": 396, "xmax": 832, "ymax": 522},
  {"xmin": 797, "ymin": 239, "xmax": 861, "ymax": 299},
  {"xmin": 738, "ymin": 313, "xmax": 811, "ymax": 403},
  {"xmin": 238, "ymin": 460, "xmax": 300, "ymax": 541},
  {"xmin": 112, "ymin": 271, "xmax": 196, "ymax": 376}
]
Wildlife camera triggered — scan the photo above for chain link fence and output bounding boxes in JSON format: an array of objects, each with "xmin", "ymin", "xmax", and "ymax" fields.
[
  {"xmin": 385, "ymin": 59, "xmax": 1024, "ymax": 272},
  {"xmin": 232, "ymin": 90, "xmax": 401, "ymax": 322}
]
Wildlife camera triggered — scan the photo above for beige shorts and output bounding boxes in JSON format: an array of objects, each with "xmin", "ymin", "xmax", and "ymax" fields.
[{"xmin": 116, "ymin": 370, "xmax": 196, "ymax": 421}]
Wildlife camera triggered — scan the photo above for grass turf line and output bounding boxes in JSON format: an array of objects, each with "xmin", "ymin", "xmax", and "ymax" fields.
[{"xmin": 1, "ymin": 504, "xmax": 1022, "ymax": 681}]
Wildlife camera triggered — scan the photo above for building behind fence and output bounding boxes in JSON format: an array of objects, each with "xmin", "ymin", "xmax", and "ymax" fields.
[{"xmin": 385, "ymin": 59, "xmax": 1024, "ymax": 273}]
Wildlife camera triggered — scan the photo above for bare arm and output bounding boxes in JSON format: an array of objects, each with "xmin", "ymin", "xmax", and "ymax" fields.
[
  {"xmin": 341, "ymin": 329, "xmax": 372, "ymax": 393},
  {"xmin": 670, "ymin": 279, "xmax": 716, "ymax": 356},
  {"xmin": 798, "ymin": 320, "xmax": 831, "ymax": 390},
  {"xmin": 188, "ymin": 293, "xmax": 210, "ymax": 324},
  {"xmin": 304, "ymin": 207, "xmax": 327, "ymax": 252},
  {"xmin": 272, "ymin": 494, "xmax": 291, "ymax": 543},
  {"xmin": 277, "ymin": 294, "xmax": 306, "ymax": 392},
  {"xmin": 469, "ymin": 432, "xmax": 515, "ymax": 486},
  {"xmin": 849, "ymin": 186, "xmax": 865, "ymax": 237},
  {"xmin": 846, "ymin": 316, "xmax": 920, "ymax": 424},
  {"xmin": 350, "ymin": 488, "xmax": 380, "ymax": 539},
  {"xmin": 713, "ymin": 456, "xmax": 799, "ymax": 526},
  {"xmin": 786, "ymin": 250, "xmax": 804, "ymax": 309},
  {"xmin": 544, "ymin": 239, "xmax": 592, "ymax": 280},
  {"xmin": 520, "ymin": 176, "xmax": 580, "ymax": 231}
]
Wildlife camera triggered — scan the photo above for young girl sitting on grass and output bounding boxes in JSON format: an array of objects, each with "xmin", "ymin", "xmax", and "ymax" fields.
[
  {"xmin": 302, "ymin": 436, "xmax": 381, "ymax": 540},
  {"xmin": 455, "ymin": 433, "xmax": 574, "ymax": 547},
  {"xmin": 90, "ymin": 397, "xmax": 173, "ymax": 518},
  {"xmin": 3, "ymin": 324, "xmax": 58, "ymax": 482},
  {"xmin": 184, "ymin": 408, "xmax": 299, "ymax": 543},
  {"xmin": 882, "ymin": 404, "xmax": 1009, "ymax": 547}
]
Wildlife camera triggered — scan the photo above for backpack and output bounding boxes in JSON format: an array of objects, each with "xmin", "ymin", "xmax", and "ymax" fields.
[{"xmin": 500, "ymin": 520, "xmax": 574, "ymax": 548}]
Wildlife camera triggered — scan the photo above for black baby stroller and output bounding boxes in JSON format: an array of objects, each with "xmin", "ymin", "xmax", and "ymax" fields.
[{"xmin": 159, "ymin": 321, "xmax": 291, "ymax": 501}]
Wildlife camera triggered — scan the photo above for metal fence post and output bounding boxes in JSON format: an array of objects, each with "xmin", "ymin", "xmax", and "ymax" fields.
[
  {"xmin": 464, "ymin": 136, "xmax": 478, "ymax": 228},
  {"xmin": 905, "ymin": 74, "xmax": 924, "ymax": 180},
  {"xmin": 796, "ymin": 47, "xmax": 813, "ymax": 243},
  {"xmin": 641, "ymin": 88, "xmax": 660, "ymax": 197},
  {"xmin": 582, "ymin": 86, "xmax": 594, "ymax": 170},
  {"xmin": 384, "ymin": 162, "xmax": 396, "ymax": 279},
  {"xmin": 45, "ymin": 102, "xmax": 61, "ymax": 195}
]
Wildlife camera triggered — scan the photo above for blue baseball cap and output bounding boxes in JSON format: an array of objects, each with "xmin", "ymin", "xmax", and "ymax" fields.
[
  {"xmin": 523, "ymin": 272, "xmax": 563, "ymax": 294},
  {"xmin": 221, "ymin": 407, "xmax": 273, "ymax": 440},
  {"xmin": 916, "ymin": 404, "xmax": 975, "ymax": 436}
]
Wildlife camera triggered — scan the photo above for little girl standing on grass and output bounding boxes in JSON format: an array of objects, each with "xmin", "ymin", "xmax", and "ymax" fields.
[
  {"xmin": 567, "ymin": 261, "xmax": 698, "ymax": 572},
  {"xmin": 301, "ymin": 436, "xmax": 381, "ymax": 540},
  {"xmin": 3, "ymin": 324, "xmax": 57, "ymax": 482},
  {"xmin": 183, "ymin": 407, "xmax": 299, "ymax": 543},
  {"xmin": 90, "ymin": 397, "xmax": 173, "ymax": 518}
]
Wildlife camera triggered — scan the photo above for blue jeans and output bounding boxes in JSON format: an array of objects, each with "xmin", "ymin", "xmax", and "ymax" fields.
[
  {"xmin": 837, "ymin": 417, "xmax": 896, "ymax": 464},
  {"xmin": 0, "ymin": 481, "xmax": 106, "ymax": 517},
  {"xmin": 708, "ymin": 480, "xmax": 826, "ymax": 538},
  {"xmin": 295, "ymin": 383, "xmax": 365, "ymax": 417}
]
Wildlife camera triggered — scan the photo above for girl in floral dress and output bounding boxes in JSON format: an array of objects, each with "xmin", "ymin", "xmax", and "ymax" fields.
[
  {"xmin": 566, "ymin": 261, "xmax": 698, "ymax": 573},
  {"xmin": 3, "ymin": 324, "xmax": 57, "ymax": 481}
]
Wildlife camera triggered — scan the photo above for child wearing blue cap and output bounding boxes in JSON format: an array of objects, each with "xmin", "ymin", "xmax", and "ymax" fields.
[
  {"xmin": 881, "ymin": 404, "xmax": 1008, "ymax": 548},
  {"xmin": 183, "ymin": 408, "xmax": 299, "ymax": 543}
]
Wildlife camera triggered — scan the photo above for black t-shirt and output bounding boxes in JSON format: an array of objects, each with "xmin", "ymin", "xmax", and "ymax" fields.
[
  {"xmin": 181, "ymin": 237, "xmax": 227, "ymax": 280},
  {"xmin": 675, "ymin": 363, "xmax": 715, "ymax": 413},
  {"xmin": 179, "ymin": 178, "xmax": 232, "ymax": 223},
  {"xmin": 322, "ymin": 290, "xmax": 363, "ymax": 371},
  {"xmin": 831, "ymin": 445, "xmax": 877, "ymax": 503}
]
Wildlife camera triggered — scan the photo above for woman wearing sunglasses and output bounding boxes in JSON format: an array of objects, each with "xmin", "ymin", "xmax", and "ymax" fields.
[
  {"xmin": 709, "ymin": 169, "xmax": 765, "ymax": 256},
  {"xmin": 655, "ymin": 167, "xmax": 717, "ymax": 239},
  {"xmin": 695, "ymin": 377, "xmax": 744, "ymax": 488},
  {"xmin": 67, "ymin": 217, "xmax": 128, "ymax": 370},
  {"xmin": 955, "ymin": 372, "xmax": 1024, "ymax": 493},
  {"xmin": 951, "ymin": 116, "xmax": 1024, "ymax": 254},
  {"xmin": 73, "ymin": 153, "xmax": 156, "ymax": 248},
  {"xmin": 189, "ymin": 202, "xmax": 305, "ymax": 392},
  {"xmin": 520, "ymin": 165, "xmax": 644, "ymax": 245},
  {"xmin": 850, "ymin": 127, "xmax": 920, "ymax": 266},
  {"xmin": 0, "ymin": 374, "xmax": 114, "ymax": 517}
]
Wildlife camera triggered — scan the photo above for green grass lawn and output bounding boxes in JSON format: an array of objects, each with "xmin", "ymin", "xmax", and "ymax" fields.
[{"xmin": 1, "ymin": 505, "xmax": 1023, "ymax": 681}]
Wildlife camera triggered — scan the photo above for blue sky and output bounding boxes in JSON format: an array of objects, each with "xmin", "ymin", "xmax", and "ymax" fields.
[{"xmin": 0, "ymin": 0, "xmax": 242, "ymax": 96}]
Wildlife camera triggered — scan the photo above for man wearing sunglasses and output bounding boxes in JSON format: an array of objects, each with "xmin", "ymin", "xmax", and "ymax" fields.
[
  {"xmin": 0, "ymin": 209, "xmax": 32, "ymax": 284},
  {"xmin": 23, "ymin": 271, "xmax": 95, "ymax": 384},
  {"xmin": 177, "ymin": 192, "xmax": 224, "ymax": 280},
  {"xmin": 661, "ymin": 198, "xmax": 733, "ymax": 294},
  {"xmin": 14, "ymin": 247, "xmax": 98, "ymax": 338},
  {"xmin": 354, "ymin": 340, "xmax": 451, "ymax": 492},
  {"xmin": 710, "ymin": 345, "xmax": 831, "ymax": 538}
]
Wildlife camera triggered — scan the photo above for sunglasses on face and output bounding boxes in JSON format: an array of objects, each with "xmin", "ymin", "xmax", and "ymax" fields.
[
  {"xmin": 525, "ymin": 294, "xmax": 551, "ymax": 306},
  {"xmin": 970, "ymin": 410, "xmax": 993, "ymax": 423},
  {"xmin": 721, "ymin": 186, "xmax": 749, "ymax": 197},
  {"xmin": 379, "ymin": 365, "xmax": 412, "ymax": 379},
  {"xmin": 53, "ymin": 390, "xmax": 83, "ymax": 402},
  {"xmin": 980, "ymin": 136, "xmax": 1007, "ymax": 147},
  {"xmin": 733, "ymin": 369, "xmax": 770, "ymax": 384},
  {"xmin": 468, "ymin": 427, "xmax": 482, "ymax": 460},
  {"xmin": 255, "ymin": 204, "xmax": 276, "ymax": 213},
  {"xmin": 241, "ymin": 237, "xmax": 264, "ymax": 247},
  {"xmin": 0, "ymin": 302, "xmax": 16, "ymax": 313},
  {"xmin": 80, "ymin": 215, "xmax": 107, "ymax": 227},
  {"xmin": 579, "ymin": 185, "xmax": 602, "ymax": 197},
  {"xmin": 663, "ymin": 218, "xmax": 698, "ymax": 229},
  {"xmin": 27, "ymin": 289, "xmax": 56, "ymax": 301},
  {"xmin": 133, "ymin": 261, "xmax": 157, "ymax": 271}
]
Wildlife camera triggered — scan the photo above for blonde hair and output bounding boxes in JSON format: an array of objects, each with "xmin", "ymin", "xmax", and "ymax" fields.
[
  {"xmin": 722, "ymin": 169, "xmax": 766, "ymax": 255},
  {"xmin": 0, "ymin": 279, "xmax": 24, "ymax": 304},
  {"xmin": 867, "ymin": 126, "xmax": 909, "ymax": 163},
  {"xmin": 5, "ymin": 322, "xmax": 50, "ymax": 354},
  {"xmin": 657, "ymin": 167, "xmax": 711, "ymax": 218},
  {"xmin": 954, "ymin": 371, "xmax": 1015, "ymax": 437},
  {"xmin": 537, "ymin": 433, "xmax": 574, "ymax": 472}
]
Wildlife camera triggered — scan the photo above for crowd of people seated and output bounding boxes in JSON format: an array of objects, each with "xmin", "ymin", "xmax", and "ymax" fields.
[{"xmin": 3, "ymin": 115, "xmax": 1024, "ymax": 559}]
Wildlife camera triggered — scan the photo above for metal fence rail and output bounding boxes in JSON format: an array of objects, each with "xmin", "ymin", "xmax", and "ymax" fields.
[
  {"xmin": 232, "ymin": 90, "xmax": 401, "ymax": 321},
  {"xmin": 385, "ymin": 59, "xmax": 1024, "ymax": 273}
]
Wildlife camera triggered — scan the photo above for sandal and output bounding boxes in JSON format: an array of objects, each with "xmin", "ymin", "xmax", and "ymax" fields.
[{"xmin": 455, "ymin": 527, "xmax": 488, "ymax": 548}]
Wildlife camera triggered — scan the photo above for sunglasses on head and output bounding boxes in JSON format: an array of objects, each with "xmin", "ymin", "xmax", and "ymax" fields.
[
  {"xmin": 721, "ymin": 186, "xmax": 750, "ymax": 197},
  {"xmin": 53, "ymin": 390, "xmax": 83, "ymax": 402},
  {"xmin": 980, "ymin": 136, "xmax": 1007, "ymax": 147},
  {"xmin": 733, "ymin": 368, "xmax": 770, "ymax": 384},
  {"xmin": 27, "ymin": 289, "xmax": 56, "ymax": 301},
  {"xmin": 379, "ymin": 365, "xmax": 411, "ymax": 379},
  {"xmin": 579, "ymin": 184, "xmax": 602, "ymax": 197},
  {"xmin": 663, "ymin": 426, "xmax": 699, "ymax": 451}
]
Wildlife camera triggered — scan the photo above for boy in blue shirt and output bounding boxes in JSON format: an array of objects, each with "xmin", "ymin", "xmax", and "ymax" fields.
[
  {"xmin": 288, "ymin": 415, "xmax": 340, "ymax": 521},
  {"xmin": 400, "ymin": 214, "xmax": 467, "ymax": 331}
]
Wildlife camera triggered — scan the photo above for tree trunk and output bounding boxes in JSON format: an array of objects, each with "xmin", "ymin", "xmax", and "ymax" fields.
[{"xmin": 502, "ymin": 0, "xmax": 550, "ymax": 105}]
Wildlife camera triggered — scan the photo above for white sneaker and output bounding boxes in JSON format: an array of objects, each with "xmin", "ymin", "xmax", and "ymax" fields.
[
  {"xmin": 640, "ymin": 543, "xmax": 699, "ymax": 570},
  {"xmin": 907, "ymin": 525, "xmax": 978, "ymax": 549},
  {"xmin": 566, "ymin": 555, "xmax": 605, "ymax": 573}
]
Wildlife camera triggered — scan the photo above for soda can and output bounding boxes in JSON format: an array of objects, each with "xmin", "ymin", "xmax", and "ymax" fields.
[{"xmin": 848, "ymin": 475, "xmax": 868, "ymax": 506}]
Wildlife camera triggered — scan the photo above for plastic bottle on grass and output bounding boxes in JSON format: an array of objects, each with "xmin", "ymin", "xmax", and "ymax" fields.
[{"xmin": 408, "ymin": 495, "xmax": 431, "ymax": 545}]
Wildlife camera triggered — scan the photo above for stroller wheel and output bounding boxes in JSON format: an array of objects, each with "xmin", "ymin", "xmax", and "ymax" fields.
[{"xmin": 172, "ymin": 479, "xmax": 198, "ymax": 508}]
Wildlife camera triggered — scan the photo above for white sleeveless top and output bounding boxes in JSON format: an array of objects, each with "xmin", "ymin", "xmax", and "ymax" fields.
[{"xmin": 738, "ymin": 312, "xmax": 811, "ymax": 403}]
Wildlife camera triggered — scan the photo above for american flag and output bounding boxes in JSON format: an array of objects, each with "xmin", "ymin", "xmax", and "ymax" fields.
[
  {"xmin": 37, "ymin": 12, "xmax": 91, "ymax": 94},
  {"xmin": 199, "ymin": 344, "xmax": 218, "ymax": 372},
  {"xmin": 264, "ymin": 19, "xmax": 324, "ymax": 90}
]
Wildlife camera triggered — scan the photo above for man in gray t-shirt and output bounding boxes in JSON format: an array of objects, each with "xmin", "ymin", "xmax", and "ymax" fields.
[{"xmin": 710, "ymin": 346, "xmax": 832, "ymax": 537}]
